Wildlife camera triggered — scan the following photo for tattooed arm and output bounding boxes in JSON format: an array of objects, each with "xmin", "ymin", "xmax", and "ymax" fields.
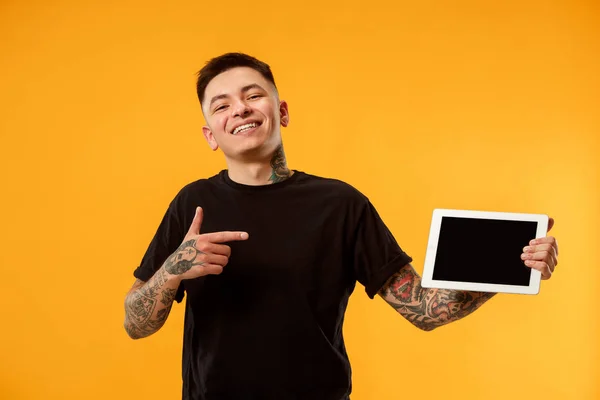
[
  {"xmin": 123, "ymin": 236, "xmax": 216, "ymax": 339},
  {"xmin": 124, "ymin": 206, "xmax": 249, "ymax": 339},
  {"xmin": 378, "ymin": 264, "xmax": 495, "ymax": 331},
  {"xmin": 123, "ymin": 267, "xmax": 182, "ymax": 339}
]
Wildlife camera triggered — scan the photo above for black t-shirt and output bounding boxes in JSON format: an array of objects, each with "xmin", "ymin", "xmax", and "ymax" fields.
[{"xmin": 133, "ymin": 170, "xmax": 412, "ymax": 400}]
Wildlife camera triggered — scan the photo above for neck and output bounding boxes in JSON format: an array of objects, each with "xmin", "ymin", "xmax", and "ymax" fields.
[{"xmin": 226, "ymin": 145, "xmax": 293, "ymax": 186}]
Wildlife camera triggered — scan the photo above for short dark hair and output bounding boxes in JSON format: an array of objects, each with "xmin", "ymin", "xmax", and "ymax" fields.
[{"xmin": 196, "ymin": 52, "xmax": 277, "ymax": 106}]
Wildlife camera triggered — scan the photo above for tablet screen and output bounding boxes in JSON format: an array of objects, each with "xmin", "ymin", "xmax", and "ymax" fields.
[{"xmin": 432, "ymin": 217, "xmax": 538, "ymax": 286}]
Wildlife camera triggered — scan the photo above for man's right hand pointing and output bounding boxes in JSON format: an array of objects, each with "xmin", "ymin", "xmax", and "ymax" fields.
[{"xmin": 163, "ymin": 207, "xmax": 249, "ymax": 280}]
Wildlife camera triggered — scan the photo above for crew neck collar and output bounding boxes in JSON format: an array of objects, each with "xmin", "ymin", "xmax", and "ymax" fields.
[{"xmin": 220, "ymin": 169, "xmax": 302, "ymax": 192}]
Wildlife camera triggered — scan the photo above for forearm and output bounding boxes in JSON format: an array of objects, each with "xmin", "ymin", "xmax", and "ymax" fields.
[
  {"xmin": 379, "ymin": 265, "xmax": 495, "ymax": 331},
  {"xmin": 124, "ymin": 267, "xmax": 181, "ymax": 339},
  {"xmin": 407, "ymin": 287, "xmax": 495, "ymax": 331}
]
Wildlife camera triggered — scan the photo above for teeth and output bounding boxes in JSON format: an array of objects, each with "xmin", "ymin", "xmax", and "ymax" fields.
[{"xmin": 232, "ymin": 123, "xmax": 258, "ymax": 135}]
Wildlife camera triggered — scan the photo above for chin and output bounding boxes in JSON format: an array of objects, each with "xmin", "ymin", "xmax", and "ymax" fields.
[{"xmin": 233, "ymin": 141, "xmax": 278, "ymax": 161}]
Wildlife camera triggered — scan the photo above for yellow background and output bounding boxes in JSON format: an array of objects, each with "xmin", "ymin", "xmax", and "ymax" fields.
[{"xmin": 1, "ymin": 0, "xmax": 598, "ymax": 399}]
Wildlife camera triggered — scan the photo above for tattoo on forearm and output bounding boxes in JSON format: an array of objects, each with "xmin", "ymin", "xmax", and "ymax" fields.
[
  {"xmin": 125, "ymin": 238, "xmax": 210, "ymax": 338},
  {"xmin": 379, "ymin": 266, "xmax": 495, "ymax": 331},
  {"xmin": 127, "ymin": 291, "xmax": 156, "ymax": 327},
  {"xmin": 124, "ymin": 269, "xmax": 177, "ymax": 339},
  {"xmin": 161, "ymin": 288, "xmax": 177, "ymax": 306},
  {"xmin": 269, "ymin": 144, "xmax": 291, "ymax": 183}
]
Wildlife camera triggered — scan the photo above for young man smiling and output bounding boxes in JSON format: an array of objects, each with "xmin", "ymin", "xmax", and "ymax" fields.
[{"xmin": 124, "ymin": 53, "xmax": 560, "ymax": 400}]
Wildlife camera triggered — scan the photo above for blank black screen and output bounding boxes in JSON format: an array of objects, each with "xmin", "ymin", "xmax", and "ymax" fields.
[{"xmin": 432, "ymin": 217, "xmax": 538, "ymax": 286}]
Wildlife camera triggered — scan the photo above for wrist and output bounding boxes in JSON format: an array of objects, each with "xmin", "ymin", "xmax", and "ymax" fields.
[{"xmin": 161, "ymin": 266, "xmax": 183, "ymax": 284}]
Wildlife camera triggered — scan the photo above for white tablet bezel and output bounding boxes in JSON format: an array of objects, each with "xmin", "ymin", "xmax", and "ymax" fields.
[{"xmin": 421, "ymin": 209, "xmax": 549, "ymax": 295}]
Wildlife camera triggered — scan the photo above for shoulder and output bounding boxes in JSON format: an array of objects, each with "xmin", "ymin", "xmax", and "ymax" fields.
[
  {"xmin": 296, "ymin": 171, "xmax": 369, "ymax": 204},
  {"xmin": 168, "ymin": 171, "xmax": 225, "ymax": 209},
  {"xmin": 177, "ymin": 175, "xmax": 218, "ymax": 196}
]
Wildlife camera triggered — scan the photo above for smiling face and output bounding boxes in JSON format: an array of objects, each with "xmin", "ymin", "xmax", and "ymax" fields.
[{"xmin": 201, "ymin": 67, "xmax": 289, "ymax": 162}]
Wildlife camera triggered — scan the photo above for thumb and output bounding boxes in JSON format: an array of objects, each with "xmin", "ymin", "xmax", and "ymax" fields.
[
  {"xmin": 547, "ymin": 217, "xmax": 554, "ymax": 232},
  {"xmin": 187, "ymin": 207, "xmax": 203, "ymax": 236}
]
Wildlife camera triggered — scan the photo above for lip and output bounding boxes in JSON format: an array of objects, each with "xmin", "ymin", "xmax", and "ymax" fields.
[
  {"xmin": 232, "ymin": 125, "xmax": 260, "ymax": 137},
  {"xmin": 230, "ymin": 120, "xmax": 262, "ymax": 135}
]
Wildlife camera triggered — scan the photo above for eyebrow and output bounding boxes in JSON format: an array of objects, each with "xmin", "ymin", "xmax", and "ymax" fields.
[{"xmin": 208, "ymin": 83, "xmax": 266, "ymax": 109}]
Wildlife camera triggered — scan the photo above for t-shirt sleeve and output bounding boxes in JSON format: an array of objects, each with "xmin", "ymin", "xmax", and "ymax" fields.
[
  {"xmin": 133, "ymin": 202, "xmax": 186, "ymax": 303},
  {"xmin": 353, "ymin": 199, "xmax": 413, "ymax": 299}
]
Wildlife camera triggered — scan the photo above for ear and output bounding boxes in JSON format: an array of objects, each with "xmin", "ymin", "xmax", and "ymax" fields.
[
  {"xmin": 202, "ymin": 126, "xmax": 219, "ymax": 151},
  {"xmin": 279, "ymin": 100, "xmax": 290, "ymax": 127}
]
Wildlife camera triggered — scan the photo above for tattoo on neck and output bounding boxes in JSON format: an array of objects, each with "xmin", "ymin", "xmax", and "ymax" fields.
[{"xmin": 269, "ymin": 145, "xmax": 291, "ymax": 184}]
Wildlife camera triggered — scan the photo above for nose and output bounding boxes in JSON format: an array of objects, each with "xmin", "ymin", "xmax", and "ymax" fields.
[{"xmin": 232, "ymin": 99, "xmax": 251, "ymax": 118}]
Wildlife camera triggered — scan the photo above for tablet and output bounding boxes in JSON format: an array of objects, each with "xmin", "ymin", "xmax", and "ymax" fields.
[{"xmin": 421, "ymin": 209, "xmax": 549, "ymax": 295}]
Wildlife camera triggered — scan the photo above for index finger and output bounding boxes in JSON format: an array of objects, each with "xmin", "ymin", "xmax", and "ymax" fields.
[{"xmin": 203, "ymin": 231, "xmax": 249, "ymax": 243}]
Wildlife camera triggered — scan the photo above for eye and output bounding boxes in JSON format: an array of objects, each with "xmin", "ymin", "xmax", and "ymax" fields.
[
  {"xmin": 214, "ymin": 104, "xmax": 228, "ymax": 112},
  {"xmin": 248, "ymin": 94, "xmax": 262, "ymax": 100}
]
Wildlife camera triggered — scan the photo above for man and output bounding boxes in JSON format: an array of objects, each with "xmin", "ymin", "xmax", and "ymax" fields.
[{"xmin": 124, "ymin": 53, "xmax": 559, "ymax": 400}]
